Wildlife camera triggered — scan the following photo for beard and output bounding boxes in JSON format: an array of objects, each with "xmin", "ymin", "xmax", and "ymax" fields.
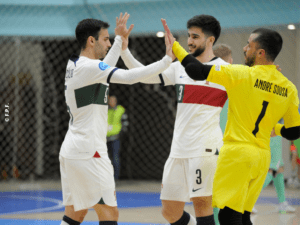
[
  {"xmin": 245, "ymin": 54, "xmax": 256, "ymax": 67},
  {"xmin": 244, "ymin": 50, "xmax": 257, "ymax": 67},
  {"xmin": 191, "ymin": 45, "xmax": 206, "ymax": 57},
  {"xmin": 95, "ymin": 42, "xmax": 107, "ymax": 60}
]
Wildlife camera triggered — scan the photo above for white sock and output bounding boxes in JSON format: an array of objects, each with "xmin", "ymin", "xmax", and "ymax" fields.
[
  {"xmin": 60, "ymin": 221, "xmax": 69, "ymax": 225},
  {"xmin": 188, "ymin": 214, "xmax": 197, "ymax": 225}
]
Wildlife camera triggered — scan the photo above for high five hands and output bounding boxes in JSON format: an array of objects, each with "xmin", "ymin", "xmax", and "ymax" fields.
[
  {"xmin": 161, "ymin": 19, "xmax": 176, "ymax": 61},
  {"xmin": 115, "ymin": 15, "xmax": 176, "ymax": 60},
  {"xmin": 115, "ymin": 12, "xmax": 134, "ymax": 50}
]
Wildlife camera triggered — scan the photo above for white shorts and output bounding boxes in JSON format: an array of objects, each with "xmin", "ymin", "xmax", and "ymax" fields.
[
  {"xmin": 59, "ymin": 155, "xmax": 117, "ymax": 211},
  {"xmin": 160, "ymin": 156, "xmax": 218, "ymax": 202}
]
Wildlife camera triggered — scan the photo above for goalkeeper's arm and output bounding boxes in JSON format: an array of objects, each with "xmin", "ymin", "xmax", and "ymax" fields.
[
  {"xmin": 274, "ymin": 124, "xmax": 300, "ymax": 140},
  {"xmin": 172, "ymin": 41, "xmax": 212, "ymax": 81}
]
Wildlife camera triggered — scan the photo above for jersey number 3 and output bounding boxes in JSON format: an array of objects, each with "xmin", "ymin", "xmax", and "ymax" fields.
[
  {"xmin": 196, "ymin": 169, "xmax": 202, "ymax": 184},
  {"xmin": 252, "ymin": 100, "xmax": 269, "ymax": 136}
]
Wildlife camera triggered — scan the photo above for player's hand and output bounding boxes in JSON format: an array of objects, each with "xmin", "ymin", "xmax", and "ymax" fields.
[
  {"xmin": 115, "ymin": 12, "xmax": 134, "ymax": 50},
  {"xmin": 275, "ymin": 64, "xmax": 282, "ymax": 72},
  {"xmin": 161, "ymin": 19, "xmax": 176, "ymax": 61},
  {"xmin": 270, "ymin": 127, "xmax": 277, "ymax": 137},
  {"xmin": 115, "ymin": 12, "xmax": 128, "ymax": 37}
]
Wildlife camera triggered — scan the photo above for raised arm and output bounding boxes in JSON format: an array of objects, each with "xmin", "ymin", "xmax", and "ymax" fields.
[
  {"xmin": 109, "ymin": 55, "xmax": 172, "ymax": 84},
  {"xmin": 121, "ymin": 48, "xmax": 144, "ymax": 69},
  {"xmin": 103, "ymin": 35, "xmax": 122, "ymax": 67},
  {"xmin": 120, "ymin": 48, "xmax": 174, "ymax": 85},
  {"xmin": 103, "ymin": 12, "xmax": 132, "ymax": 67},
  {"xmin": 109, "ymin": 29, "xmax": 174, "ymax": 84},
  {"xmin": 118, "ymin": 19, "xmax": 176, "ymax": 84}
]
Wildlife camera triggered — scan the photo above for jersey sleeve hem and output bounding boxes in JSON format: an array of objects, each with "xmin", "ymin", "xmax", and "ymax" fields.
[
  {"xmin": 275, "ymin": 124, "xmax": 284, "ymax": 136},
  {"xmin": 107, "ymin": 68, "xmax": 119, "ymax": 83}
]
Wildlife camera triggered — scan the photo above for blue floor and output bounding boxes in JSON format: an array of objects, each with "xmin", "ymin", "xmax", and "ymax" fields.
[
  {"xmin": 0, "ymin": 191, "xmax": 167, "ymax": 215},
  {"xmin": 1, "ymin": 190, "xmax": 299, "ymax": 224},
  {"xmin": 0, "ymin": 219, "xmax": 157, "ymax": 225}
]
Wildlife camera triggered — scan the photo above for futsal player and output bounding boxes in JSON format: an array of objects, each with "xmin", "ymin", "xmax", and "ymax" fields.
[
  {"xmin": 120, "ymin": 15, "xmax": 228, "ymax": 225},
  {"xmin": 59, "ymin": 13, "xmax": 174, "ymax": 225},
  {"xmin": 162, "ymin": 19, "xmax": 300, "ymax": 225}
]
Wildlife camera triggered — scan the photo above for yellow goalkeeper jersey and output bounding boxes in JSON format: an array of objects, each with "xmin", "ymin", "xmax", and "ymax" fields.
[{"xmin": 208, "ymin": 64, "xmax": 300, "ymax": 150}]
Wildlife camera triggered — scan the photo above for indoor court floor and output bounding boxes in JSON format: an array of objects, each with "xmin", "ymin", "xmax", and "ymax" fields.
[{"xmin": 0, "ymin": 180, "xmax": 299, "ymax": 225}]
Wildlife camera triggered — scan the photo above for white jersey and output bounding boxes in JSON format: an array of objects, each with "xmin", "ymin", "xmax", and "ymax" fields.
[
  {"xmin": 60, "ymin": 44, "xmax": 172, "ymax": 160},
  {"xmin": 60, "ymin": 56, "xmax": 116, "ymax": 160},
  {"xmin": 161, "ymin": 58, "xmax": 229, "ymax": 158}
]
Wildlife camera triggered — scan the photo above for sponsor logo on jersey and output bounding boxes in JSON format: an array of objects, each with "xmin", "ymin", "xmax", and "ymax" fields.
[
  {"xmin": 99, "ymin": 62, "xmax": 111, "ymax": 71},
  {"xmin": 192, "ymin": 188, "xmax": 202, "ymax": 192},
  {"xmin": 215, "ymin": 65, "xmax": 221, "ymax": 71}
]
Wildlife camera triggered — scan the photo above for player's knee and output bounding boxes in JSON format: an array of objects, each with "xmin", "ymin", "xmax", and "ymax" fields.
[
  {"xmin": 161, "ymin": 206, "xmax": 170, "ymax": 219},
  {"xmin": 192, "ymin": 196, "xmax": 211, "ymax": 207},
  {"xmin": 111, "ymin": 207, "xmax": 119, "ymax": 220},
  {"xmin": 161, "ymin": 206, "xmax": 177, "ymax": 221},
  {"xmin": 78, "ymin": 210, "xmax": 88, "ymax": 222},
  {"xmin": 80, "ymin": 210, "xmax": 88, "ymax": 222}
]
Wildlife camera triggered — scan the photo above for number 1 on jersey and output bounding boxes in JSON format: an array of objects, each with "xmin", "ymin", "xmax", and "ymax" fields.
[{"xmin": 252, "ymin": 100, "xmax": 269, "ymax": 136}]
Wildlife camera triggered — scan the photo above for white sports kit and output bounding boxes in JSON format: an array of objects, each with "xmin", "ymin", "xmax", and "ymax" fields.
[
  {"xmin": 121, "ymin": 49, "xmax": 228, "ymax": 201},
  {"xmin": 60, "ymin": 36, "xmax": 172, "ymax": 211}
]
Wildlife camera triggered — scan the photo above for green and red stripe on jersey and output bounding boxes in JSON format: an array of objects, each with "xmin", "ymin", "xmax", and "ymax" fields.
[{"xmin": 176, "ymin": 84, "xmax": 227, "ymax": 107}]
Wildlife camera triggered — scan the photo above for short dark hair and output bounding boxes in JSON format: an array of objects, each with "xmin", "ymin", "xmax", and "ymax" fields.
[
  {"xmin": 187, "ymin": 15, "xmax": 221, "ymax": 45},
  {"xmin": 75, "ymin": 19, "xmax": 109, "ymax": 50},
  {"xmin": 252, "ymin": 28, "xmax": 283, "ymax": 62}
]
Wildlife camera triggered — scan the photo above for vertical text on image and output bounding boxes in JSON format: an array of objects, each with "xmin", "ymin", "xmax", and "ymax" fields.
[{"xmin": 5, "ymin": 103, "xmax": 9, "ymax": 122}]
